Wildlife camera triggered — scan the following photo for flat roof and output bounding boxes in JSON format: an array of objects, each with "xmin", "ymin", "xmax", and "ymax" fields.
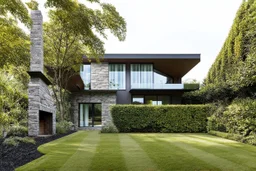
[{"xmin": 96, "ymin": 53, "xmax": 200, "ymax": 59}]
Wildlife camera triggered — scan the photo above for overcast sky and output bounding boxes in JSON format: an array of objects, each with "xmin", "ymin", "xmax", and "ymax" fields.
[{"xmin": 34, "ymin": 0, "xmax": 242, "ymax": 82}]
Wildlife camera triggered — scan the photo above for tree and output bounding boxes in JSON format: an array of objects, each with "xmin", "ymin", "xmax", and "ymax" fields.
[
  {"xmin": 0, "ymin": 65, "xmax": 29, "ymax": 136},
  {"xmin": 43, "ymin": 2, "xmax": 126, "ymax": 120}
]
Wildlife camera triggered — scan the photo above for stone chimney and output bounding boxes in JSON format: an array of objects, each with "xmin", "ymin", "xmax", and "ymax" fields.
[{"xmin": 28, "ymin": 10, "xmax": 56, "ymax": 136}]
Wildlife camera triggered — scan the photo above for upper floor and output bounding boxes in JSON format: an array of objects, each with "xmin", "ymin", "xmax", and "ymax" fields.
[{"xmin": 68, "ymin": 54, "xmax": 201, "ymax": 92}]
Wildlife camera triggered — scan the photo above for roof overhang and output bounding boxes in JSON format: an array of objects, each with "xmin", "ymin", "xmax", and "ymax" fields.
[{"xmin": 84, "ymin": 54, "xmax": 200, "ymax": 78}]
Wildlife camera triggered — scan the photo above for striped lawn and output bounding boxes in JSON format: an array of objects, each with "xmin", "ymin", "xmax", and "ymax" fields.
[{"xmin": 16, "ymin": 131, "xmax": 256, "ymax": 171}]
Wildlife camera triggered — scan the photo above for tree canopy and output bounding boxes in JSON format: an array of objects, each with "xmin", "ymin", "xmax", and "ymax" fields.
[{"xmin": 43, "ymin": 1, "xmax": 126, "ymax": 120}]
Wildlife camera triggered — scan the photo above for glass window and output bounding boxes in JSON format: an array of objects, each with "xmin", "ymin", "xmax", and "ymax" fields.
[
  {"xmin": 80, "ymin": 65, "xmax": 91, "ymax": 90},
  {"xmin": 132, "ymin": 95, "xmax": 144, "ymax": 104},
  {"xmin": 109, "ymin": 64, "xmax": 126, "ymax": 89},
  {"xmin": 131, "ymin": 64, "xmax": 153, "ymax": 88},
  {"xmin": 154, "ymin": 70, "xmax": 173, "ymax": 88}
]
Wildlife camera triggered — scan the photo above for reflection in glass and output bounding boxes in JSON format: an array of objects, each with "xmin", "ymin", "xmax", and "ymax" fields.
[
  {"xmin": 109, "ymin": 64, "xmax": 126, "ymax": 89},
  {"xmin": 132, "ymin": 95, "xmax": 144, "ymax": 104},
  {"xmin": 80, "ymin": 65, "xmax": 91, "ymax": 90},
  {"xmin": 79, "ymin": 104, "xmax": 102, "ymax": 127},
  {"xmin": 131, "ymin": 64, "xmax": 153, "ymax": 88}
]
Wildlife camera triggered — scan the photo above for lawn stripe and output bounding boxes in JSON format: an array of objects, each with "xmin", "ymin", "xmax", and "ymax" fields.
[
  {"xmin": 188, "ymin": 134, "xmax": 256, "ymax": 154},
  {"xmin": 16, "ymin": 131, "xmax": 88, "ymax": 171},
  {"xmin": 175, "ymin": 134, "xmax": 256, "ymax": 169},
  {"xmin": 59, "ymin": 131, "xmax": 100, "ymax": 171},
  {"xmin": 131, "ymin": 134, "xmax": 219, "ymax": 171},
  {"xmin": 159, "ymin": 134, "xmax": 249, "ymax": 171},
  {"xmin": 89, "ymin": 133, "xmax": 127, "ymax": 171},
  {"xmin": 119, "ymin": 134, "xmax": 158, "ymax": 171}
]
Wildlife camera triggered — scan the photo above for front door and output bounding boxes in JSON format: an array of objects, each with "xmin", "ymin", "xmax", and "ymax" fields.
[{"xmin": 79, "ymin": 103, "xmax": 102, "ymax": 127}]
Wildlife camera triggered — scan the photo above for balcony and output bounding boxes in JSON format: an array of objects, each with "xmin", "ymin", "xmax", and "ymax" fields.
[{"xmin": 131, "ymin": 83, "xmax": 199, "ymax": 90}]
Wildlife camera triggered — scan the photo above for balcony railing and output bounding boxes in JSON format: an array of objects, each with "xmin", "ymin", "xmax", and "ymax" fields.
[{"xmin": 131, "ymin": 83, "xmax": 199, "ymax": 90}]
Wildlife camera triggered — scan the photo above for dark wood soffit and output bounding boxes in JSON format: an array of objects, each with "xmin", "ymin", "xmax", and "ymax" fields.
[{"xmin": 83, "ymin": 58, "xmax": 200, "ymax": 78}]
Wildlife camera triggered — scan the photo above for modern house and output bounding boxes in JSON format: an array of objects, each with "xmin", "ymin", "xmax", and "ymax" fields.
[
  {"xmin": 69, "ymin": 54, "xmax": 200, "ymax": 128},
  {"xmin": 27, "ymin": 10, "xmax": 200, "ymax": 135}
]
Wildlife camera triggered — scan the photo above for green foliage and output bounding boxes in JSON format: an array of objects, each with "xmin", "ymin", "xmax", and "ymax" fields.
[
  {"xmin": 101, "ymin": 122, "xmax": 119, "ymax": 133},
  {"xmin": 207, "ymin": 98, "xmax": 256, "ymax": 145},
  {"xmin": 0, "ymin": 66, "xmax": 28, "ymax": 134},
  {"xmin": 0, "ymin": 0, "xmax": 31, "ymax": 26},
  {"xmin": 205, "ymin": 1, "xmax": 256, "ymax": 91},
  {"xmin": 3, "ymin": 136, "xmax": 35, "ymax": 146},
  {"xmin": 224, "ymin": 98, "xmax": 256, "ymax": 136},
  {"xmin": 26, "ymin": 0, "xmax": 39, "ymax": 10},
  {"xmin": 184, "ymin": 83, "xmax": 200, "ymax": 90},
  {"xmin": 111, "ymin": 105, "xmax": 210, "ymax": 133},
  {"xmin": 183, "ymin": 83, "xmax": 236, "ymax": 104},
  {"xmin": 0, "ymin": 17, "xmax": 30, "ymax": 68},
  {"xmin": 7, "ymin": 125, "xmax": 28, "ymax": 137},
  {"xmin": 44, "ymin": 1, "xmax": 126, "ymax": 121},
  {"xmin": 56, "ymin": 120, "xmax": 74, "ymax": 134}
]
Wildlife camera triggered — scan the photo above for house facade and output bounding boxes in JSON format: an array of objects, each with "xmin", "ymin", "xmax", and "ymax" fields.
[{"xmin": 69, "ymin": 54, "xmax": 200, "ymax": 128}]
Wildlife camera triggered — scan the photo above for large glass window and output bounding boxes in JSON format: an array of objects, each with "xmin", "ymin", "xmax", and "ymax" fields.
[
  {"xmin": 80, "ymin": 65, "xmax": 91, "ymax": 90},
  {"xmin": 131, "ymin": 64, "xmax": 153, "ymax": 88},
  {"xmin": 154, "ymin": 70, "xmax": 173, "ymax": 88},
  {"xmin": 109, "ymin": 64, "xmax": 126, "ymax": 89},
  {"xmin": 79, "ymin": 104, "xmax": 102, "ymax": 127},
  {"xmin": 132, "ymin": 95, "xmax": 144, "ymax": 104},
  {"xmin": 132, "ymin": 95, "xmax": 171, "ymax": 105}
]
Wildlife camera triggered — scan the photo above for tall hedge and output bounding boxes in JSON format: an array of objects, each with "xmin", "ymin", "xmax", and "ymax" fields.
[
  {"xmin": 111, "ymin": 105, "xmax": 210, "ymax": 133},
  {"xmin": 205, "ymin": 0, "xmax": 256, "ymax": 87}
]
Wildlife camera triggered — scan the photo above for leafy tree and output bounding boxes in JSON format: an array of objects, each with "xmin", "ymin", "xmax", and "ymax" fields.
[
  {"xmin": 0, "ymin": 66, "xmax": 29, "ymax": 137},
  {"xmin": 0, "ymin": 17, "xmax": 30, "ymax": 67},
  {"xmin": 43, "ymin": 2, "xmax": 126, "ymax": 120}
]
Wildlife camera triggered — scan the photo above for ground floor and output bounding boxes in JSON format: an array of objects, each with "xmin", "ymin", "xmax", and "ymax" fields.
[
  {"xmin": 70, "ymin": 90, "xmax": 185, "ymax": 129},
  {"xmin": 17, "ymin": 131, "xmax": 256, "ymax": 171}
]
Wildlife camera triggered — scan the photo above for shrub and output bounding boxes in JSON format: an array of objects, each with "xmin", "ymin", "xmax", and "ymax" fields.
[
  {"xmin": 207, "ymin": 103, "xmax": 227, "ymax": 132},
  {"xmin": 101, "ymin": 122, "xmax": 119, "ymax": 133},
  {"xmin": 223, "ymin": 98, "xmax": 256, "ymax": 137},
  {"xmin": 3, "ymin": 136, "xmax": 35, "ymax": 146},
  {"xmin": 56, "ymin": 120, "xmax": 73, "ymax": 134},
  {"xmin": 7, "ymin": 125, "xmax": 28, "ymax": 137},
  {"xmin": 111, "ymin": 105, "xmax": 210, "ymax": 133}
]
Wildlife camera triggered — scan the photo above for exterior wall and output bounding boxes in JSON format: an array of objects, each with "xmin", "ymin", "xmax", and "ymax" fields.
[
  {"xmin": 28, "ymin": 78, "xmax": 56, "ymax": 136},
  {"xmin": 71, "ymin": 91, "xmax": 116, "ymax": 128},
  {"xmin": 91, "ymin": 62, "xmax": 109, "ymax": 90}
]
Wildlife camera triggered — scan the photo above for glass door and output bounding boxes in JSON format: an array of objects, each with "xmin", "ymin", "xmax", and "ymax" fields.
[{"xmin": 79, "ymin": 104, "xmax": 102, "ymax": 127}]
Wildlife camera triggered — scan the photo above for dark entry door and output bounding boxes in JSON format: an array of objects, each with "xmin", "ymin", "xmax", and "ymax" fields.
[{"xmin": 79, "ymin": 104, "xmax": 102, "ymax": 127}]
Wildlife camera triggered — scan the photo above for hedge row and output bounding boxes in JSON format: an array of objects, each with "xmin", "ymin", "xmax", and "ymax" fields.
[{"xmin": 111, "ymin": 105, "xmax": 210, "ymax": 133}]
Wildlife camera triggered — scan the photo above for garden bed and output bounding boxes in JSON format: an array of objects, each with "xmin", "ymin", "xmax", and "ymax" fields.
[{"xmin": 0, "ymin": 131, "xmax": 76, "ymax": 171}]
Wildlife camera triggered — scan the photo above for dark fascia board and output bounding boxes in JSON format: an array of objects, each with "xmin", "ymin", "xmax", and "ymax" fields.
[
  {"xmin": 28, "ymin": 71, "xmax": 52, "ymax": 85},
  {"xmin": 129, "ymin": 89, "xmax": 197, "ymax": 93},
  {"xmin": 85, "ymin": 53, "xmax": 200, "ymax": 60}
]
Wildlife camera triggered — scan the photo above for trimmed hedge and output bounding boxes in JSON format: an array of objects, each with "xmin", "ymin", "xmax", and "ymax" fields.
[{"xmin": 111, "ymin": 105, "xmax": 210, "ymax": 133}]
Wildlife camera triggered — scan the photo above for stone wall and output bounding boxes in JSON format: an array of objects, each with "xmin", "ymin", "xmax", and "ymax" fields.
[
  {"xmin": 71, "ymin": 91, "xmax": 116, "ymax": 128},
  {"xmin": 28, "ymin": 78, "xmax": 56, "ymax": 136},
  {"xmin": 91, "ymin": 62, "xmax": 109, "ymax": 90}
]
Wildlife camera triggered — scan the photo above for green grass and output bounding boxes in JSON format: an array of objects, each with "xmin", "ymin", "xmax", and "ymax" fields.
[{"xmin": 17, "ymin": 131, "xmax": 256, "ymax": 171}]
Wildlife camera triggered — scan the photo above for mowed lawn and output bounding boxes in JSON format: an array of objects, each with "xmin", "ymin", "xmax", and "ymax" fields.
[{"xmin": 17, "ymin": 131, "xmax": 256, "ymax": 171}]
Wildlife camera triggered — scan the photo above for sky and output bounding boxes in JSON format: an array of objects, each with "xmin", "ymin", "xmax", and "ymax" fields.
[{"xmin": 29, "ymin": 0, "xmax": 242, "ymax": 82}]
